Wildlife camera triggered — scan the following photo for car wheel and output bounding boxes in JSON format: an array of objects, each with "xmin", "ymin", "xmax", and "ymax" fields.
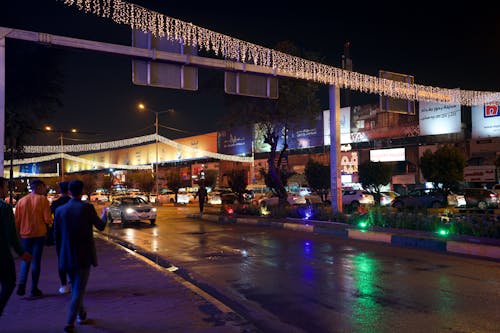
[
  {"xmin": 477, "ymin": 201, "xmax": 487, "ymax": 210},
  {"xmin": 150, "ymin": 219, "xmax": 156, "ymax": 225},
  {"xmin": 107, "ymin": 213, "xmax": 114, "ymax": 224},
  {"xmin": 120, "ymin": 214, "xmax": 127, "ymax": 228},
  {"xmin": 431, "ymin": 201, "xmax": 442, "ymax": 208}
]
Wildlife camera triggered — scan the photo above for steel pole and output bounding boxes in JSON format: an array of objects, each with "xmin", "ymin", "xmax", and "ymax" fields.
[{"xmin": 155, "ymin": 112, "xmax": 159, "ymax": 196}]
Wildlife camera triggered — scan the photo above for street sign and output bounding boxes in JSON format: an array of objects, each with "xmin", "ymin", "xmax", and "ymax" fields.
[
  {"xmin": 379, "ymin": 70, "xmax": 415, "ymax": 114},
  {"xmin": 225, "ymin": 71, "xmax": 278, "ymax": 99},
  {"xmin": 132, "ymin": 29, "xmax": 198, "ymax": 90}
]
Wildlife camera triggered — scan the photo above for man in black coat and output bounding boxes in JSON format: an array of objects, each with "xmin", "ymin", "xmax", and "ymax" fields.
[
  {"xmin": 54, "ymin": 180, "xmax": 106, "ymax": 333},
  {"xmin": 50, "ymin": 181, "xmax": 71, "ymax": 294}
]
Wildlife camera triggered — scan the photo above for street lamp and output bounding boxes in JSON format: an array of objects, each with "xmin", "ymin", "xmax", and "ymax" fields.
[
  {"xmin": 138, "ymin": 103, "xmax": 174, "ymax": 197},
  {"xmin": 44, "ymin": 126, "xmax": 77, "ymax": 181}
]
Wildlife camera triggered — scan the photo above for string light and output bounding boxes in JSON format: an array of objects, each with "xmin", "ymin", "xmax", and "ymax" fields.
[
  {"xmin": 8, "ymin": 133, "xmax": 253, "ymax": 171},
  {"xmin": 57, "ymin": 0, "xmax": 499, "ymax": 106}
]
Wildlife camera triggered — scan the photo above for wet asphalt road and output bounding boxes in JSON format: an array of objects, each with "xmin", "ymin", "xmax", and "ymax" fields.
[{"xmin": 102, "ymin": 204, "xmax": 500, "ymax": 333}]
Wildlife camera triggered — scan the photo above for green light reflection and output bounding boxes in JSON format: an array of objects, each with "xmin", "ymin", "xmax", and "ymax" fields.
[{"xmin": 351, "ymin": 253, "xmax": 383, "ymax": 332}]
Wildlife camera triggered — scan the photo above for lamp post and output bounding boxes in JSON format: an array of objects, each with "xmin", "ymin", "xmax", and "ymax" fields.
[
  {"xmin": 44, "ymin": 126, "xmax": 77, "ymax": 181},
  {"xmin": 138, "ymin": 103, "xmax": 174, "ymax": 197}
]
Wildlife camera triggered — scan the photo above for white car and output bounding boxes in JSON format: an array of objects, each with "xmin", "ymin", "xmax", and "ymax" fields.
[
  {"xmin": 258, "ymin": 192, "xmax": 307, "ymax": 207},
  {"xmin": 176, "ymin": 191, "xmax": 193, "ymax": 204},
  {"xmin": 90, "ymin": 192, "xmax": 109, "ymax": 202},
  {"xmin": 107, "ymin": 196, "xmax": 157, "ymax": 227},
  {"xmin": 158, "ymin": 189, "xmax": 176, "ymax": 204}
]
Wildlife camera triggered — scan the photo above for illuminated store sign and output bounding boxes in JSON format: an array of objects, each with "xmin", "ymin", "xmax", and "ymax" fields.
[
  {"xmin": 370, "ymin": 148, "xmax": 405, "ymax": 162},
  {"xmin": 472, "ymin": 103, "xmax": 500, "ymax": 138}
]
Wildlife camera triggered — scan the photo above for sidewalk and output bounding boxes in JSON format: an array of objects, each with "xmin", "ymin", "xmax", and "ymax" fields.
[{"xmin": 0, "ymin": 237, "xmax": 253, "ymax": 333}]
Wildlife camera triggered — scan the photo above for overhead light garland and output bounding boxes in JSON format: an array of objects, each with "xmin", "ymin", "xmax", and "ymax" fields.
[
  {"xmin": 58, "ymin": 0, "xmax": 499, "ymax": 106},
  {"xmin": 11, "ymin": 133, "xmax": 253, "ymax": 171}
]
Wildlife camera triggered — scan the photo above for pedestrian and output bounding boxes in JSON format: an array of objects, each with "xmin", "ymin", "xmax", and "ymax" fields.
[
  {"xmin": 195, "ymin": 185, "xmax": 207, "ymax": 214},
  {"xmin": 0, "ymin": 177, "xmax": 32, "ymax": 317},
  {"xmin": 50, "ymin": 181, "xmax": 71, "ymax": 294},
  {"xmin": 54, "ymin": 179, "xmax": 107, "ymax": 333},
  {"xmin": 15, "ymin": 179, "xmax": 52, "ymax": 298}
]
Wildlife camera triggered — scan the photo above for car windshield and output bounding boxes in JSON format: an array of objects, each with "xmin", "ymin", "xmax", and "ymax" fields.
[{"xmin": 120, "ymin": 197, "xmax": 147, "ymax": 205}]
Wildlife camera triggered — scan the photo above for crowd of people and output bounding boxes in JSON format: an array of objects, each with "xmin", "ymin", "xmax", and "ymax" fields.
[{"xmin": 0, "ymin": 177, "xmax": 107, "ymax": 333}]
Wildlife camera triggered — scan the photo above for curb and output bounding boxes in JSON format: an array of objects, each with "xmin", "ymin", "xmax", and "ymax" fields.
[{"xmin": 187, "ymin": 213, "xmax": 500, "ymax": 261}]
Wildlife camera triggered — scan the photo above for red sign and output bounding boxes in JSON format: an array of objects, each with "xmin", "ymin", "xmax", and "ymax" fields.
[{"xmin": 484, "ymin": 104, "xmax": 499, "ymax": 117}]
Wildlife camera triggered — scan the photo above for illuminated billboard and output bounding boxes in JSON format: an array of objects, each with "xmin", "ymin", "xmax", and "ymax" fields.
[
  {"xmin": 419, "ymin": 102, "xmax": 461, "ymax": 135},
  {"xmin": 217, "ymin": 126, "xmax": 253, "ymax": 155},
  {"xmin": 370, "ymin": 148, "xmax": 405, "ymax": 162},
  {"xmin": 471, "ymin": 103, "xmax": 500, "ymax": 138},
  {"xmin": 323, "ymin": 107, "xmax": 351, "ymax": 145},
  {"xmin": 254, "ymin": 116, "xmax": 323, "ymax": 153}
]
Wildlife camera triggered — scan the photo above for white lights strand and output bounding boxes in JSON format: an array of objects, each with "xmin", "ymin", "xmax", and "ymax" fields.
[
  {"xmin": 24, "ymin": 134, "xmax": 157, "ymax": 153},
  {"xmin": 5, "ymin": 153, "xmax": 152, "ymax": 170},
  {"xmin": 157, "ymin": 135, "xmax": 253, "ymax": 163},
  {"xmin": 58, "ymin": 0, "xmax": 500, "ymax": 106},
  {"xmin": 9, "ymin": 133, "xmax": 253, "ymax": 171}
]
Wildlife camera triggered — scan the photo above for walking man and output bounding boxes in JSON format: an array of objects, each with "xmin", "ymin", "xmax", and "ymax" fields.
[
  {"xmin": 54, "ymin": 180, "xmax": 107, "ymax": 333},
  {"xmin": 0, "ymin": 177, "xmax": 31, "ymax": 317},
  {"xmin": 15, "ymin": 179, "xmax": 52, "ymax": 297},
  {"xmin": 196, "ymin": 185, "xmax": 207, "ymax": 214},
  {"xmin": 50, "ymin": 181, "xmax": 71, "ymax": 294}
]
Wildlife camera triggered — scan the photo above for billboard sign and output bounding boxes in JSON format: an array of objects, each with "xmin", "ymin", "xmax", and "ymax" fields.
[
  {"xmin": 471, "ymin": 103, "xmax": 500, "ymax": 138},
  {"xmin": 370, "ymin": 148, "xmax": 405, "ymax": 162},
  {"xmin": 323, "ymin": 107, "xmax": 351, "ymax": 145},
  {"xmin": 287, "ymin": 115, "xmax": 323, "ymax": 149},
  {"xmin": 217, "ymin": 126, "xmax": 253, "ymax": 155},
  {"xmin": 419, "ymin": 101, "xmax": 461, "ymax": 135}
]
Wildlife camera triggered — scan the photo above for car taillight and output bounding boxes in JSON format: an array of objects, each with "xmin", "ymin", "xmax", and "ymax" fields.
[{"xmin": 490, "ymin": 193, "xmax": 497, "ymax": 198}]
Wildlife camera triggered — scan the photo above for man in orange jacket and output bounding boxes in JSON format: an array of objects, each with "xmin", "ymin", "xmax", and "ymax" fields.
[{"xmin": 15, "ymin": 179, "xmax": 52, "ymax": 297}]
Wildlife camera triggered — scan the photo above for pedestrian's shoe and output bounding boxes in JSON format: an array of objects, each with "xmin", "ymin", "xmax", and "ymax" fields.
[
  {"xmin": 59, "ymin": 285, "xmax": 70, "ymax": 294},
  {"xmin": 77, "ymin": 309, "xmax": 87, "ymax": 324},
  {"xmin": 63, "ymin": 325, "xmax": 77, "ymax": 333},
  {"xmin": 16, "ymin": 284, "xmax": 26, "ymax": 296},
  {"xmin": 30, "ymin": 288, "xmax": 43, "ymax": 297}
]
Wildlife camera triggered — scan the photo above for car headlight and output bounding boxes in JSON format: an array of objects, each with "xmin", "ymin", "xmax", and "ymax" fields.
[
  {"xmin": 125, "ymin": 208, "xmax": 135, "ymax": 214},
  {"xmin": 152, "ymin": 207, "xmax": 157, "ymax": 212}
]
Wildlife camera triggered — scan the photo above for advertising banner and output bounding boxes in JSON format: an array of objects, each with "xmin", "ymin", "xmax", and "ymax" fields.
[
  {"xmin": 288, "ymin": 115, "xmax": 323, "ymax": 149},
  {"xmin": 323, "ymin": 107, "xmax": 351, "ymax": 145},
  {"xmin": 419, "ymin": 102, "xmax": 461, "ymax": 135},
  {"xmin": 217, "ymin": 126, "xmax": 253, "ymax": 155},
  {"xmin": 471, "ymin": 103, "xmax": 500, "ymax": 138}
]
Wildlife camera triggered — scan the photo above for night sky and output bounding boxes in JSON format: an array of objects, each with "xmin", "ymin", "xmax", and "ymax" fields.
[{"xmin": 2, "ymin": 1, "xmax": 499, "ymax": 145}]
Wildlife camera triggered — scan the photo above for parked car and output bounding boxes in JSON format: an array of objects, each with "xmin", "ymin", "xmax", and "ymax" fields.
[
  {"xmin": 126, "ymin": 189, "xmax": 149, "ymax": 202},
  {"xmin": 341, "ymin": 189, "xmax": 375, "ymax": 210},
  {"xmin": 90, "ymin": 191, "xmax": 109, "ymax": 202},
  {"xmin": 392, "ymin": 189, "xmax": 445, "ymax": 210},
  {"xmin": 176, "ymin": 190, "xmax": 194, "ymax": 204},
  {"xmin": 258, "ymin": 192, "xmax": 307, "ymax": 207},
  {"xmin": 157, "ymin": 189, "xmax": 176, "ymax": 204},
  {"xmin": 107, "ymin": 196, "xmax": 157, "ymax": 227},
  {"xmin": 463, "ymin": 188, "xmax": 499, "ymax": 209},
  {"xmin": 207, "ymin": 191, "xmax": 222, "ymax": 205}
]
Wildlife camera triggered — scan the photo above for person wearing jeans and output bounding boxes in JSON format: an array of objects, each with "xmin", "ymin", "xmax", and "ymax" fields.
[
  {"xmin": 50, "ymin": 181, "xmax": 71, "ymax": 294},
  {"xmin": 54, "ymin": 180, "xmax": 107, "ymax": 333},
  {"xmin": 0, "ymin": 177, "xmax": 31, "ymax": 316},
  {"xmin": 15, "ymin": 179, "xmax": 52, "ymax": 297}
]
